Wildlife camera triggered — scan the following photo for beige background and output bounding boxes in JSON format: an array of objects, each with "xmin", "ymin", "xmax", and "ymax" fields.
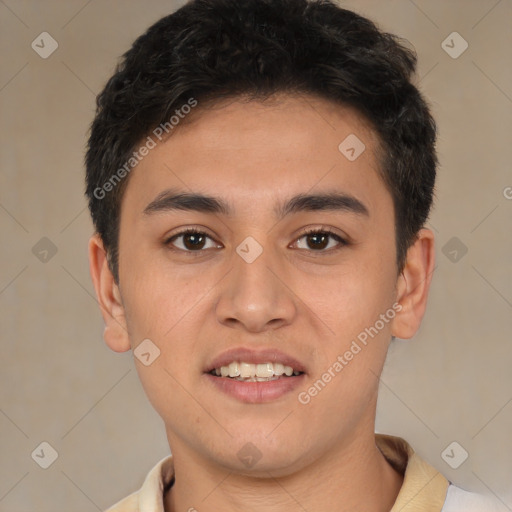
[{"xmin": 1, "ymin": 0, "xmax": 511, "ymax": 510}]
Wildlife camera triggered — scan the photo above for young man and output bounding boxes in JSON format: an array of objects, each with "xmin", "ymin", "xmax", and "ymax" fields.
[{"xmin": 85, "ymin": 0, "xmax": 507, "ymax": 510}]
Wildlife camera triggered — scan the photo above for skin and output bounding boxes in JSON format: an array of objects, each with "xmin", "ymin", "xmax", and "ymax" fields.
[{"xmin": 89, "ymin": 94, "xmax": 435, "ymax": 512}]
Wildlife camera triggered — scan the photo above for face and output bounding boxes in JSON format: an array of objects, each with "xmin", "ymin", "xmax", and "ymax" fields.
[{"xmin": 94, "ymin": 94, "xmax": 428, "ymax": 476}]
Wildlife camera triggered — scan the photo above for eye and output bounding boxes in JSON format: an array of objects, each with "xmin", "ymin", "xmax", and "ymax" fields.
[
  {"xmin": 293, "ymin": 228, "xmax": 347, "ymax": 252},
  {"xmin": 165, "ymin": 228, "xmax": 221, "ymax": 252},
  {"xmin": 165, "ymin": 227, "xmax": 347, "ymax": 253}
]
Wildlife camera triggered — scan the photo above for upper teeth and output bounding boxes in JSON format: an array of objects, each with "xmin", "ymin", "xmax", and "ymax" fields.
[{"xmin": 214, "ymin": 362, "xmax": 300, "ymax": 378}]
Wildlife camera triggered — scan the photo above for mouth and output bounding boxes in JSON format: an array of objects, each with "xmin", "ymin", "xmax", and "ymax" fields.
[{"xmin": 204, "ymin": 348, "xmax": 307, "ymax": 403}]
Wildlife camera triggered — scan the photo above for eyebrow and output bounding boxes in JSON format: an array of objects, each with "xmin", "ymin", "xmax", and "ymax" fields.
[{"xmin": 143, "ymin": 188, "xmax": 369, "ymax": 219}]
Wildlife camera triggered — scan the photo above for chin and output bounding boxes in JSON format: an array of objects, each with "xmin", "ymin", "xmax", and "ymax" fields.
[{"xmin": 208, "ymin": 432, "xmax": 314, "ymax": 477}]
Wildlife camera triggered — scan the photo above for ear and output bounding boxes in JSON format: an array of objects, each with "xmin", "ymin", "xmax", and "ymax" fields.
[
  {"xmin": 392, "ymin": 228, "xmax": 435, "ymax": 340},
  {"xmin": 88, "ymin": 233, "xmax": 131, "ymax": 352}
]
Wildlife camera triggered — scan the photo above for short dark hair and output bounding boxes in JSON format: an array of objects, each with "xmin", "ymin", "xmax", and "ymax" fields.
[{"xmin": 85, "ymin": 0, "xmax": 437, "ymax": 283}]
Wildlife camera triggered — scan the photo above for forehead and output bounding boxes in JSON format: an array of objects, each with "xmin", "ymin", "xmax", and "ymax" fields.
[{"xmin": 121, "ymin": 94, "xmax": 389, "ymax": 218}]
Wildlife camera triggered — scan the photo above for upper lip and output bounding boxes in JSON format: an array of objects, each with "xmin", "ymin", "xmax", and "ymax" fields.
[{"xmin": 205, "ymin": 347, "xmax": 307, "ymax": 374}]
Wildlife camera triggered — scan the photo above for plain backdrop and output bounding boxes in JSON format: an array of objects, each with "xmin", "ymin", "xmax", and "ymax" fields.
[{"xmin": 1, "ymin": 1, "xmax": 511, "ymax": 510}]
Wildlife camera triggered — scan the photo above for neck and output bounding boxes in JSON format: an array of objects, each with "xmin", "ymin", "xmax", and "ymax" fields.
[{"xmin": 164, "ymin": 429, "xmax": 403, "ymax": 512}]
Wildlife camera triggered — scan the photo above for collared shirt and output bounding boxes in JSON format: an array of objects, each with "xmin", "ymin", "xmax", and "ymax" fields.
[{"xmin": 105, "ymin": 434, "xmax": 508, "ymax": 511}]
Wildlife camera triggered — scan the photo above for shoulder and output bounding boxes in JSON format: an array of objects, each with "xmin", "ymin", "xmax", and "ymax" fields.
[{"xmin": 442, "ymin": 484, "xmax": 510, "ymax": 512}]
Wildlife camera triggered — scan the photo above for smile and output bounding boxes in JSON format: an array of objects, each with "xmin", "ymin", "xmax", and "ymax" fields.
[{"xmin": 210, "ymin": 361, "xmax": 303, "ymax": 381}]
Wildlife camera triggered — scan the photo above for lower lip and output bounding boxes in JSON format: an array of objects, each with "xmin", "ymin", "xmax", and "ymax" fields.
[{"xmin": 204, "ymin": 373, "xmax": 306, "ymax": 404}]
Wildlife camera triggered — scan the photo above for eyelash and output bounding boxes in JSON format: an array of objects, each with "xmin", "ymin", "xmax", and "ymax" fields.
[
  {"xmin": 164, "ymin": 227, "xmax": 348, "ymax": 254},
  {"xmin": 296, "ymin": 227, "xmax": 348, "ymax": 251}
]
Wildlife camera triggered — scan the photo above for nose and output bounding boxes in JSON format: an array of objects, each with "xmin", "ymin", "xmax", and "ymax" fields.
[{"xmin": 215, "ymin": 242, "xmax": 297, "ymax": 333}]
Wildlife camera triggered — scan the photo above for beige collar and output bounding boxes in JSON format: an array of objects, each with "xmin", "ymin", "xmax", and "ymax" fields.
[
  {"xmin": 109, "ymin": 434, "xmax": 449, "ymax": 511},
  {"xmin": 376, "ymin": 434, "xmax": 449, "ymax": 511}
]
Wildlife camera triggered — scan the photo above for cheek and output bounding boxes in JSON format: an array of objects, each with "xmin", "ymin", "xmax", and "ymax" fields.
[
  {"xmin": 293, "ymin": 259, "xmax": 396, "ymax": 340},
  {"xmin": 291, "ymin": 253, "xmax": 397, "ymax": 409},
  {"xmin": 121, "ymin": 270, "xmax": 209, "ymax": 424},
  {"xmin": 120, "ymin": 249, "xmax": 202, "ymax": 338}
]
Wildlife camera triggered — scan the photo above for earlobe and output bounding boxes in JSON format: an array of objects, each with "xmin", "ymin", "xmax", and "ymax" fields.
[
  {"xmin": 88, "ymin": 234, "xmax": 131, "ymax": 353},
  {"xmin": 391, "ymin": 228, "xmax": 436, "ymax": 340}
]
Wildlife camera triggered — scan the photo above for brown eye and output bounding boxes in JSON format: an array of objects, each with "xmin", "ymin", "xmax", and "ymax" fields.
[
  {"xmin": 167, "ymin": 229, "xmax": 220, "ymax": 252},
  {"xmin": 182, "ymin": 232, "xmax": 206, "ymax": 250},
  {"xmin": 305, "ymin": 232, "xmax": 329, "ymax": 250},
  {"xmin": 294, "ymin": 230, "xmax": 347, "ymax": 251}
]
